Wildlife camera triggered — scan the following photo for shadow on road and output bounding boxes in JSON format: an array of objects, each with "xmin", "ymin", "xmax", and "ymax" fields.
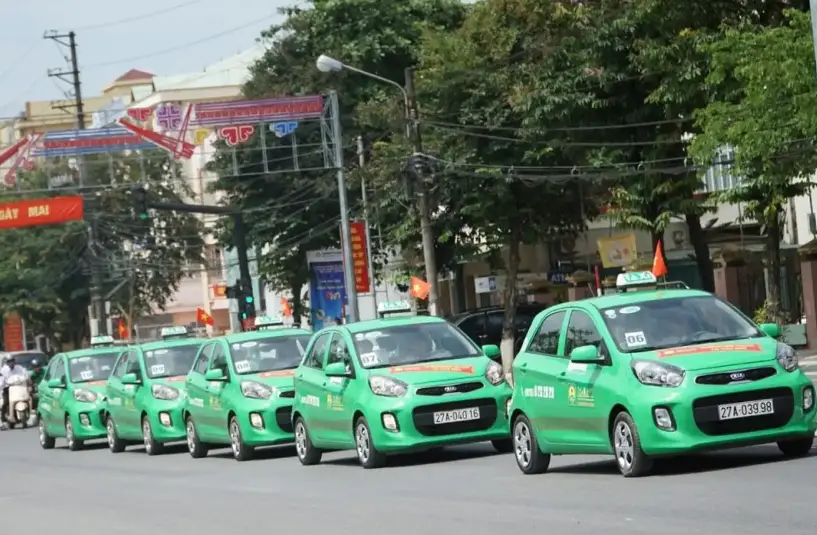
[
  {"xmin": 208, "ymin": 445, "xmax": 298, "ymax": 461},
  {"xmin": 547, "ymin": 446, "xmax": 815, "ymax": 476},
  {"xmin": 322, "ymin": 444, "xmax": 505, "ymax": 469}
]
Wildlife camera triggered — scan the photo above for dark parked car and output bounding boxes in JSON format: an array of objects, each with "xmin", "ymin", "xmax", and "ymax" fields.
[{"xmin": 450, "ymin": 304, "xmax": 546, "ymax": 358}]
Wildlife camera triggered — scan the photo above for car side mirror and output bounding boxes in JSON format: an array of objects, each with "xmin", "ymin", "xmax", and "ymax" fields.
[
  {"xmin": 121, "ymin": 372, "xmax": 141, "ymax": 385},
  {"xmin": 324, "ymin": 362, "xmax": 350, "ymax": 377},
  {"xmin": 205, "ymin": 368, "xmax": 227, "ymax": 381},
  {"xmin": 759, "ymin": 323, "xmax": 781, "ymax": 338},
  {"xmin": 46, "ymin": 378, "xmax": 63, "ymax": 388},
  {"xmin": 482, "ymin": 344, "xmax": 501, "ymax": 360},
  {"xmin": 569, "ymin": 344, "xmax": 602, "ymax": 364}
]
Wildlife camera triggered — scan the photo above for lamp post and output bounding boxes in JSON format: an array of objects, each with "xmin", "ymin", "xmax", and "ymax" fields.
[{"xmin": 316, "ymin": 55, "xmax": 441, "ymax": 316}]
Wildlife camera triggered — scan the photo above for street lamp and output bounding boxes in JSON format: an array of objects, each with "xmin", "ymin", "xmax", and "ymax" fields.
[{"xmin": 316, "ymin": 55, "xmax": 409, "ymax": 108}]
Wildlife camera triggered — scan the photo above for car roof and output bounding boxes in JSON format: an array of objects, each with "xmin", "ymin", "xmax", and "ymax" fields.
[
  {"xmin": 223, "ymin": 328, "xmax": 312, "ymax": 343},
  {"xmin": 139, "ymin": 337, "xmax": 208, "ymax": 351},
  {"xmin": 553, "ymin": 288, "xmax": 711, "ymax": 311},
  {"xmin": 344, "ymin": 314, "xmax": 447, "ymax": 334},
  {"xmin": 62, "ymin": 346, "xmax": 123, "ymax": 360}
]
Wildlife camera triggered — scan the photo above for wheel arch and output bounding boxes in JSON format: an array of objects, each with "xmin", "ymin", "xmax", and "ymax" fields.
[{"xmin": 608, "ymin": 403, "xmax": 629, "ymax": 446}]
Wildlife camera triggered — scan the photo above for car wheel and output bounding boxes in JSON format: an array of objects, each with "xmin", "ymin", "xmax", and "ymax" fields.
[
  {"xmin": 142, "ymin": 416, "xmax": 165, "ymax": 456},
  {"xmin": 185, "ymin": 416, "xmax": 209, "ymax": 459},
  {"xmin": 611, "ymin": 412, "xmax": 652, "ymax": 477},
  {"xmin": 65, "ymin": 418, "xmax": 84, "ymax": 451},
  {"xmin": 354, "ymin": 417, "xmax": 386, "ymax": 469},
  {"xmin": 38, "ymin": 417, "xmax": 55, "ymax": 450},
  {"xmin": 294, "ymin": 417, "xmax": 322, "ymax": 466},
  {"xmin": 491, "ymin": 438, "xmax": 513, "ymax": 454},
  {"xmin": 777, "ymin": 435, "xmax": 814, "ymax": 457},
  {"xmin": 229, "ymin": 416, "xmax": 254, "ymax": 462},
  {"xmin": 512, "ymin": 414, "xmax": 550, "ymax": 474},
  {"xmin": 106, "ymin": 416, "xmax": 126, "ymax": 453}
]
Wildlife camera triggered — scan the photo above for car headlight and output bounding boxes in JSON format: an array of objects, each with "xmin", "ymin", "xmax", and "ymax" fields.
[
  {"xmin": 151, "ymin": 384, "xmax": 180, "ymax": 400},
  {"xmin": 368, "ymin": 376, "xmax": 408, "ymax": 397},
  {"xmin": 73, "ymin": 389, "xmax": 97, "ymax": 403},
  {"xmin": 485, "ymin": 361, "xmax": 504, "ymax": 385},
  {"xmin": 631, "ymin": 360, "xmax": 685, "ymax": 387},
  {"xmin": 241, "ymin": 381, "xmax": 273, "ymax": 399},
  {"xmin": 776, "ymin": 342, "xmax": 798, "ymax": 372}
]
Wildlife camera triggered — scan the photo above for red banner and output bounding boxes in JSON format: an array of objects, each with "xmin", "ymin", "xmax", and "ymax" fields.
[
  {"xmin": 349, "ymin": 220, "xmax": 371, "ymax": 293},
  {"xmin": 3, "ymin": 312, "xmax": 23, "ymax": 351},
  {"xmin": 0, "ymin": 196, "xmax": 84, "ymax": 230}
]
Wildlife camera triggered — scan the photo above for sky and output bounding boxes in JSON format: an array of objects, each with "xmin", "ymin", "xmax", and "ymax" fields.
[{"xmin": 0, "ymin": 0, "xmax": 293, "ymax": 121}]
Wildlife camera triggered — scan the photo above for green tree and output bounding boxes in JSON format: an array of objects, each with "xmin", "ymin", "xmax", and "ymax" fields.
[{"xmin": 690, "ymin": 9, "xmax": 817, "ymax": 320}]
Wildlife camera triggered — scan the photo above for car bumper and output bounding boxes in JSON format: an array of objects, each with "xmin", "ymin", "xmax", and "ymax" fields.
[
  {"xmin": 632, "ymin": 373, "xmax": 817, "ymax": 456},
  {"xmin": 71, "ymin": 403, "xmax": 107, "ymax": 440},
  {"xmin": 145, "ymin": 401, "xmax": 186, "ymax": 442},
  {"xmin": 367, "ymin": 385, "xmax": 513, "ymax": 453},
  {"xmin": 237, "ymin": 399, "xmax": 295, "ymax": 446}
]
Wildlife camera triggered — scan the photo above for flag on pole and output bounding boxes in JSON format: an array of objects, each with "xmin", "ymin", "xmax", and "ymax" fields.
[
  {"xmin": 409, "ymin": 276, "xmax": 430, "ymax": 300},
  {"xmin": 652, "ymin": 241, "xmax": 668, "ymax": 278},
  {"xmin": 117, "ymin": 318, "xmax": 128, "ymax": 339},
  {"xmin": 280, "ymin": 297, "xmax": 292, "ymax": 317},
  {"xmin": 196, "ymin": 307, "xmax": 214, "ymax": 326}
]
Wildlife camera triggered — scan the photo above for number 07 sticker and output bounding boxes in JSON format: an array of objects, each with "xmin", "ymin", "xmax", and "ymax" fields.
[{"xmin": 624, "ymin": 331, "xmax": 647, "ymax": 347}]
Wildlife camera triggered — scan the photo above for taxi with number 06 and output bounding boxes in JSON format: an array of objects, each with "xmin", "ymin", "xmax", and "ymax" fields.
[
  {"xmin": 291, "ymin": 301, "xmax": 513, "ymax": 469},
  {"xmin": 508, "ymin": 271, "xmax": 817, "ymax": 478}
]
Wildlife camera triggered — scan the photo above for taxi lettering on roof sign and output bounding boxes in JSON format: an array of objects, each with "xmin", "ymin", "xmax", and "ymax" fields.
[
  {"xmin": 159, "ymin": 326, "xmax": 189, "ymax": 339},
  {"xmin": 615, "ymin": 271, "xmax": 657, "ymax": 291},
  {"xmin": 254, "ymin": 315, "xmax": 284, "ymax": 330},
  {"xmin": 90, "ymin": 335, "xmax": 115, "ymax": 347},
  {"xmin": 377, "ymin": 300, "xmax": 415, "ymax": 318}
]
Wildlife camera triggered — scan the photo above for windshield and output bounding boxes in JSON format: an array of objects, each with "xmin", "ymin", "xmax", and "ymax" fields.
[
  {"xmin": 600, "ymin": 295, "xmax": 763, "ymax": 353},
  {"xmin": 352, "ymin": 321, "xmax": 480, "ymax": 369},
  {"xmin": 10, "ymin": 352, "xmax": 48, "ymax": 369},
  {"xmin": 145, "ymin": 343, "xmax": 203, "ymax": 378},
  {"xmin": 231, "ymin": 334, "xmax": 311, "ymax": 374},
  {"xmin": 69, "ymin": 352, "xmax": 118, "ymax": 383}
]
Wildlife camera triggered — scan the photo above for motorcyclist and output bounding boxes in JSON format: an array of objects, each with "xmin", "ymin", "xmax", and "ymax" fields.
[
  {"xmin": 0, "ymin": 356, "xmax": 29, "ymax": 429},
  {"xmin": 28, "ymin": 359, "xmax": 44, "ymax": 413}
]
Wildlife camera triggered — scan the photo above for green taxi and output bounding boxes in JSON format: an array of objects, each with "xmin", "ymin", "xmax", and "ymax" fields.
[
  {"xmin": 292, "ymin": 301, "xmax": 513, "ymax": 469},
  {"xmin": 508, "ymin": 271, "xmax": 817, "ymax": 478},
  {"xmin": 104, "ymin": 326, "xmax": 205, "ymax": 455},
  {"xmin": 38, "ymin": 335, "xmax": 120, "ymax": 451},
  {"xmin": 182, "ymin": 316, "xmax": 312, "ymax": 461}
]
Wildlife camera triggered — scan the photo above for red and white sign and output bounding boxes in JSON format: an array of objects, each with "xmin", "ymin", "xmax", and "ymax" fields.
[
  {"xmin": 0, "ymin": 196, "xmax": 84, "ymax": 230},
  {"xmin": 348, "ymin": 220, "xmax": 371, "ymax": 293}
]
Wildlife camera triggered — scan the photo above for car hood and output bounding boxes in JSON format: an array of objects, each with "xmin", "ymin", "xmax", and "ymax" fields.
[
  {"xmin": 156, "ymin": 375, "xmax": 188, "ymax": 387},
  {"xmin": 632, "ymin": 338, "xmax": 778, "ymax": 371},
  {"xmin": 243, "ymin": 369, "xmax": 296, "ymax": 389},
  {"xmin": 81, "ymin": 380, "xmax": 108, "ymax": 397},
  {"xmin": 380, "ymin": 357, "xmax": 488, "ymax": 385}
]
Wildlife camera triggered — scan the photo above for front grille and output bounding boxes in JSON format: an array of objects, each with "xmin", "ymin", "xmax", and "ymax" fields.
[
  {"xmin": 412, "ymin": 397, "xmax": 497, "ymax": 436},
  {"xmin": 275, "ymin": 407, "xmax": 293, "ymax": 433},
  {"xmin": 692, "ymin": 387, "xmax": 794, "ymax": 436},
  {"xmin": 416, "ymin": 382, "xmax": 484, "ymax": 396},
  {"xmin": 695, "ymin": 367, "xmax": 777, "ymax": 385},
  {"xmin": 278, "ymin": 390, "xmax": 295, "ymax": 398}
]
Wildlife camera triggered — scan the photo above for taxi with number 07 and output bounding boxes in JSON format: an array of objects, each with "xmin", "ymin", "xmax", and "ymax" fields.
[
  {"xmin": 508, "ymin": 271, "xmax": 817, "ymax": 478},
  {"xmin": 291, "ymin": 301, "xmax": 513, "ymax": 469}
]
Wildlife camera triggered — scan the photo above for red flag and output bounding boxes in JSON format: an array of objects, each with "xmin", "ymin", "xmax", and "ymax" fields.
[
  {"xmin": 117, "ymin": 318, "xmax": 128, "ymax": 339},
  {"xmin": 196, "ymin": 307, "xmax": 214, "ymax": 326},
  {"xmin": 280, "ymin": 297, "xmax": 292, "ymax": 317},
  {"xmin": 409, "ymin": 276, "xmax": 430, "ymax": 300},
  {"xmin": 652, "ymin": 241, "xmax": 668, "ymax": 278}
]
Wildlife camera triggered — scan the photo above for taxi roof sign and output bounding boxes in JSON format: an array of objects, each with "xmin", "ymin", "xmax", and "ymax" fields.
[
  {"xmin": 160, "ymin": 326, "xmax": 189, "ymax": 339},
  {"xmin": 90, "ymin": 335, "xmax": 115, "ymax": 347},
  {"xmin": 615, "ymin": 271, "xmax": 657, "ymax": 290},
  {"xmin": 254, "ymin": 315, "xmax": 285, "ymax": 330},
  {"xmin": 377, "ymin": 301, "xmax": 415, "ymax": 317}
]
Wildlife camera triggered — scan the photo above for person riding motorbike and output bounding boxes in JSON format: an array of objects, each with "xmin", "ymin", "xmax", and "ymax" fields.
[
  {"xmin": 0, "ymin": 356, "xmax": 29, "ymax": 429},
  {"xmin": 27, "ymin": 358, "xmax": 44, "ymax": 413}
]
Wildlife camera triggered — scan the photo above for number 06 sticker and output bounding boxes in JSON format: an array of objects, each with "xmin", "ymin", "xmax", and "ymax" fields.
[{"xmin": 624, "ymin": 331, "xmax": 647, "ymax": 347}]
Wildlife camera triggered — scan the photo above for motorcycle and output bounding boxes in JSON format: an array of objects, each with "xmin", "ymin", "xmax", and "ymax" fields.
[{"xmin": 1, "ymin": 375, "xmax": 32, "ymax": 429}]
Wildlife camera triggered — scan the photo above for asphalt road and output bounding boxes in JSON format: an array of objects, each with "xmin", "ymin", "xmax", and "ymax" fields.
[{"xmin": 2, "ymin": 419, "xmax": 816, "ymax": 535}]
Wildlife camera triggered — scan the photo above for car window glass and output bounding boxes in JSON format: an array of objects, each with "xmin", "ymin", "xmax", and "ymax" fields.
[
  {"xmin": 528, "ymin": 312, "xmax": 566, "ymax": 356},
  {"xmin": 352, "ymin": 322, "xmax": 481, "ymax": 369},
  {"xmin": 486, "ymin": 312, "xmax": 504, "ymax": 335},
  {"xmin": 326, "ymin": 333, "xmax": 350, "ymax": 367},
  {"xmin": 144, "ymin": 343, "xmax": 203, "ymax": 378},
  {"xmin": 209, "ymin": 344, "xmax": 227, "ymax": 373},
  {"xmin": 457, "ymin": 314, "xmax": 486, "ymax": 338},
  {"xmin": 46, "ymin": 356, "xmax": 63, "ymax": 380},
  {"xmin": 125, "ymin": 350, "xmax": 141, "ymax": 376},
  {"xmin": 515, "ymin": 311, "xmax": 535, "ymax": 331},
  {"xmin": 564, "ymin": 311, "xmax": 602, "ymax": 356},
  {"xmin": 51, "ymin": 357, "xmax": 66, "ymax": 381},
  {"xmin": 112, "ymin": 351, "xmax": 130, "ymax": 378},
  {"xmin": 231, "ymin": 335, "xmax": 311, "ymax": 374},
  {"xmin": 303, "ymin": 334, "xmax": 330, "ymax": 368},
  {"xmin": 193, "ymin": 343, "xmax": 212, "ymax": 374}
]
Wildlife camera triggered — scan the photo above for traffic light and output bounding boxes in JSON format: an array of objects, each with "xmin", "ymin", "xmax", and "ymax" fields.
[
  {"xmin": 243, "ymin": 294, "xmax": 256, "ymax": 320},
  {"xmin": 132, "ymin": 186, "xmax": 149, "ymax": 221}
]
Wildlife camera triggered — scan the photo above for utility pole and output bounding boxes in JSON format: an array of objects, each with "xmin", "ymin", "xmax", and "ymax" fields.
[
  {"xmin": 357, "ymin": 135, "xmax": 378, "ymax": 314},
  {"xmin": 404, "ymin": 68, "xmax": 440, "ymax": 316},
  {"xmin": 45, "ymin": 30, "xmax": 106, "ymax": 335}
]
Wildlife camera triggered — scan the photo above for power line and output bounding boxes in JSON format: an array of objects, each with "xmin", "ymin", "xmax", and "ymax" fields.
[
  {"xmin": 74, "ymin": 0, "xmax": 206, "ymax": 31},
  {"xmin": 0, "ymin": 42, "xmax": 41, "ymax": 83}
]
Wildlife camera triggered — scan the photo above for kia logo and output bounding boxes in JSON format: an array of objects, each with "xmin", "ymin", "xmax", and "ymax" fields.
[
  {"xmin": 730, "ymin": 372, "xmax": 745, "ymax": 381},
  {"xmin": 443, "ymin": 386, "xmax": 457, "ymax": 393}
]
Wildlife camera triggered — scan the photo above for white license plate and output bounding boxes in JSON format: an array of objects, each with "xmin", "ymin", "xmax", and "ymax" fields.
[
  {"xmin": 717, "ymin": 399, "xmax": 774, "ymax": 420},
  {"xmin": 433, "ymin": 407, "xmax": 480, "ymax": 424}
]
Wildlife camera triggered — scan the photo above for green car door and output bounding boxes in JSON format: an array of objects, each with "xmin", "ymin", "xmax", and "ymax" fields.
[
  {"xmin": 39, "ymin": 355, "xmax": 67, "ymax": 433},
  {"xmin": 184, "ymin": 342, "xmax": 214, "ymax": 431},
  {"xmin": 199, "ymin": 342, "xmax": 231, "ymax": 442},
  {"xmin": 293, "ymin": 332, "xmax": 332, "ymax": 442},
  {"xmin": 118, "ymin": 349, "xmax": 145, "ymax": 437},
  {"xmin": 105, "ymin": 348, "xmax": 132, "ymax": 433},
  {"xmin": 319, "ymin": 332, "xmax": 357, "ymax": 446}
]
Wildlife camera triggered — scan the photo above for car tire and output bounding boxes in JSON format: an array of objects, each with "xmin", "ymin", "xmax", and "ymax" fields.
[
  {"xmin": 294, "ymin": 417, "xmax": 322, "ymax": 466},
  {"xmin": 512, "ymin": 414, "xmax": 550, "ymax": 474},
  {"xmin": 65, "ymin": 417, "xmax": 84, "ymax": 451},
  {"xmin": 185, "ymin": 416, "xmax": 209, "ymax": 459},
  {"xmin": 229, "ymin": 416, "xmax": 254, "ymax": 462},
  {"xmin": 142, "ymin": 416, "xmax": 165, "ymax": 456},
  {"xmin": 354, "ymin": 417, "xmax": 386, "ymax": 469},
  {"xmin": 491, "ymin": 438, "xmax": 514, "ymax": 454},
  {"xmin": 38, "ymin": 417, "xmax": 55, "ymax": 450},
  {"xmin": 106, "ymin": 416, "xmax": 126, "ymax": 453},
  {"xmin": 611, "ymin": 412, "xmax": 652, "ymax": 477},
  {"xmin": 777, "ymin": 435, "xmax": 814, "ymax": 457}
]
